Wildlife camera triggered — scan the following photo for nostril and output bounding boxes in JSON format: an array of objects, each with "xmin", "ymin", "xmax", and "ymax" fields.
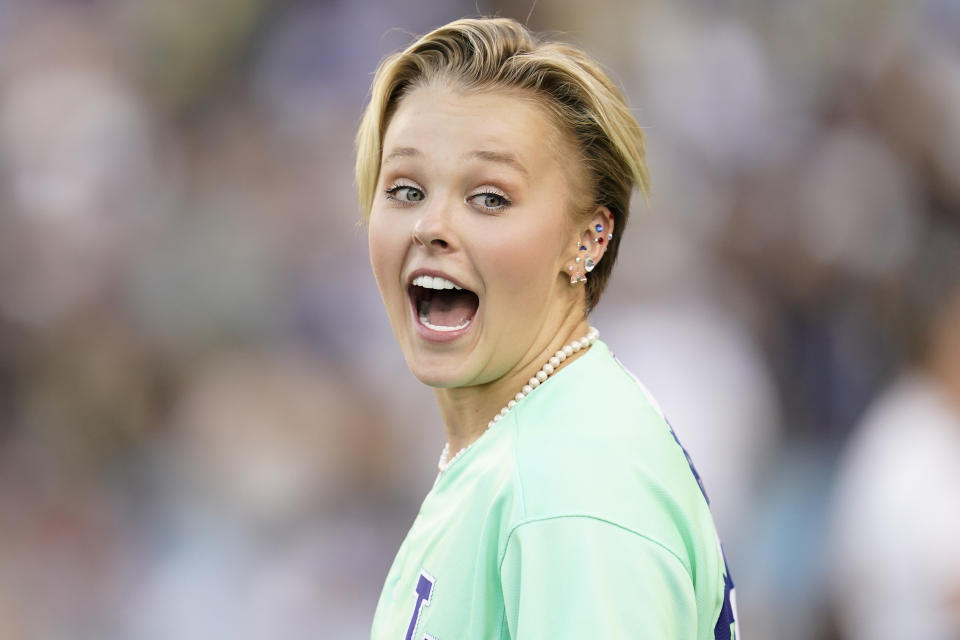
[{"xmin": 412, "ymin": 219, "xmax": 452, "ymax": 250}]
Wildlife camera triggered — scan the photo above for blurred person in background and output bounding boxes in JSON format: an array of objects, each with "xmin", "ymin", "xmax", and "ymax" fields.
[
  {"xmin": 358, "ymin": 17, "xmax": 737, "ymax": 639},
  {"xmin": 829, "ymin": 225, "xmax": 960, "ymax": 640}
]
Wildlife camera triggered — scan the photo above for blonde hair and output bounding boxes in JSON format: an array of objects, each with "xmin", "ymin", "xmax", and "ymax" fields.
[{"xmin": 355, "ymin": 17, "xmax": 650, "ymax": 310}]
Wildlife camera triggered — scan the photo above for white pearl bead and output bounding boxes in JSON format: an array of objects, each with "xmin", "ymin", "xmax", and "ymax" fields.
[{"xmin": 439, "ymin": 326, "xmax": 599, "ymax": 472}]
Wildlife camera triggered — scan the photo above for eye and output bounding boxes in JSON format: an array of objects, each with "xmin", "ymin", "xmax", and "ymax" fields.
[
  {"xmin": 385, "ymin": 183, "xmax": 425, "ymax": 205},
  {"xmin": 468, "ymin": 189, "xmax": 511, "ymax": 211}
]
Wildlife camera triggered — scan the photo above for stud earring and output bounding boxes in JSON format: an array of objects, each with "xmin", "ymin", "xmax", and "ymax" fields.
[{"xmin": 569, "ymin": 239, "xmax": 588, "ymax": 284}]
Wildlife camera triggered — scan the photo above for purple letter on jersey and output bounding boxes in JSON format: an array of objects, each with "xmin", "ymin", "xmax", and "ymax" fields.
[{"xmin": 404, "ymin": 570, "xmax": 435, "ymax": 640}]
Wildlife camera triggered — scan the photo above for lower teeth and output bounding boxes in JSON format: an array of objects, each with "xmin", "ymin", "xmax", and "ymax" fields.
[{"xmin": 419, "ymin": 313, "xmax": 472, "ymax": 332}]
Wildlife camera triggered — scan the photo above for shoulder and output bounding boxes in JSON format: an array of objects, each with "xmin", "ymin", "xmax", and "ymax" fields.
[
  {"xmin": 830, "ymin": 376, "xmax": 960, "ymax": 639},
  {"xmin": 833, "ymin": 373, "xmax": 960, "ymax": 549},
  {"xmin": 838, "ymin": 373, "xmax": 960, "ymax": 502},
  {"xmin": 502, "ymin": 341, "xmax": 716, "ymax": 571}
]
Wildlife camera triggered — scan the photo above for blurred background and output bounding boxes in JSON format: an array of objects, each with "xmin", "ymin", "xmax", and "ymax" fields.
[{"xmin": 1, "ymin": 0, "xmax": 958, "ymax": 638}]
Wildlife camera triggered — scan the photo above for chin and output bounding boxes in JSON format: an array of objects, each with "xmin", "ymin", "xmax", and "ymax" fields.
[{"xmin": 403, "ymin": 349, "xmax": 474, "ymax": 389}]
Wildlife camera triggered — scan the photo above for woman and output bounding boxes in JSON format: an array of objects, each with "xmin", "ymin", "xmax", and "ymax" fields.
[{"xmin": 357, "ymin": 17, "xmax": 738, "ymax": 639}]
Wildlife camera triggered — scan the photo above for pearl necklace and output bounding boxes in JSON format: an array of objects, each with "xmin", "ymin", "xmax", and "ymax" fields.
[{"xmin": 437, "ymin": 326, "xmax": 600, "ymax": 472}]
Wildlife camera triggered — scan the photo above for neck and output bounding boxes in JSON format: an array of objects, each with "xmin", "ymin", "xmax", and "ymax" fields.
[
  {"xmin": 928, "ymin": 352, "xmax": 960, "ymax": 420},
  {"xmin": 434, "ymin": 311, "xmax": 593, "ymax": 458},
  {"xmin": 926, "ymin": 298, "xmax": 960, "ymax": 418}
]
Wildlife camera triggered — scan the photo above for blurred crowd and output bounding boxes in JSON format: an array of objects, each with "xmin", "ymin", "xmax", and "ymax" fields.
[{"xmin": 0, "ymin": 0, "xmax": 957, "ymax": 638}]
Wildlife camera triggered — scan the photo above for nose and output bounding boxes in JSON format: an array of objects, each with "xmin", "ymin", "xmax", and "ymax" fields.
[{"xmin": 412, "ymin": 202, "xmax": 453, "ymax": 251}]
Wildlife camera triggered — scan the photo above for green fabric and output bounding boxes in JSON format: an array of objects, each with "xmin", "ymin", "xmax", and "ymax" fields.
[{"xmin": 371, "ymin": 340, "xmax": 728, "ymax": 639}]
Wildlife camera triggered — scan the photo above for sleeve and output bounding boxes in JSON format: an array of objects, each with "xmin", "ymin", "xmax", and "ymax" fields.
[{"xmin": 499, "ymin": 516, "xmax": 698, "ymax": 639}]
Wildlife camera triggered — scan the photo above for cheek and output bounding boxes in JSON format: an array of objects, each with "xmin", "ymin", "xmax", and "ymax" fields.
[
  {"xmin": 478, "ymin": 220, "xmax": 566, "ymax": 303},
  {"xmin": 367, "ymin": 212, "xmax": 405, "ymax": 300}
]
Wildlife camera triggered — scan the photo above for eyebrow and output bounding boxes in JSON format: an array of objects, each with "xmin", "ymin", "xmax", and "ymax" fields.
[
  {"xmin": 467, "ymin": 150, "xmax": 529, "ymax": 178},
  {"xmin": 382, "ymin": 146, "xmax": 420, "ymax": 165},
  {"xmin": 381, "ymin": 146, "xmax": 530, "ymax": 178}
]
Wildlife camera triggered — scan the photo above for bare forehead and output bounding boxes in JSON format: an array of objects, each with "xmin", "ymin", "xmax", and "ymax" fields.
[{"xmin": 381, "ymin": 86, "xmax": 573, "ymax": 170}]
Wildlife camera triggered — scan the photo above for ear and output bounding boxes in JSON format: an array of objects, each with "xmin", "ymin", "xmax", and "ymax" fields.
[
  {"xmin": 575, "ymin": 206, "xmax": 614, "ymax": 266},
  {"xmin": 563, "ymin": 206, "xmax": 614, "ymax": 284}
]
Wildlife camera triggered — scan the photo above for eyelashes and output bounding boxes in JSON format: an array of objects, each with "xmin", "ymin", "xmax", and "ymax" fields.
[
  {"xmin": 383, "ymin": 180, "xmax": 512, "ymax": 212},
  {"xmin": 383, "ymin": 177, "xmax": 425, "ymax": 206},
  {"xmin": 467, "ymin": 189, "xmax": 511, "ymax": 211},
  {"xmin": 384, "ymin": 183, "xmax": 425, "ymax": 204}
]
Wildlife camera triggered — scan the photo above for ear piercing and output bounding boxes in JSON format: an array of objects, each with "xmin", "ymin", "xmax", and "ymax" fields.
[
  {"xmin": 595, "ymin": 219, "xmax": 614, "ymax": 243},
  {"xmin": 569, "ymin": 220, "xmax": 610, "ymax": 284},
  {"xmin": 569, "ymin": 239, "xmax": 588, "ymax": 284}
]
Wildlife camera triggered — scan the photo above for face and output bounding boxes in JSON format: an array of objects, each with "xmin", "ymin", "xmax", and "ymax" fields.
[{"xmin": 368, "ymin": 85, "xmax": 582, "ymax": 388}]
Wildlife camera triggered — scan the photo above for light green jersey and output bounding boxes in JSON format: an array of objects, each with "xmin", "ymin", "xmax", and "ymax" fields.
[{"xmin": 371, "ymin": 340, "xmax": 738, "ymax": 640}]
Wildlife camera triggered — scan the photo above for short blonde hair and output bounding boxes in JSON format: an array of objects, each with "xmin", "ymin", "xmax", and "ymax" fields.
[{"xmin": 355, "ymin": 17, "xmax": 650, "ymax": 310}]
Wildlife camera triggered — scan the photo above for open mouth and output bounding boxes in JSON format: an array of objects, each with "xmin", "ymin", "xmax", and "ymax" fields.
[{"xmin": 408, "ymin": 275, "xmax": 479, "ymax": 333}]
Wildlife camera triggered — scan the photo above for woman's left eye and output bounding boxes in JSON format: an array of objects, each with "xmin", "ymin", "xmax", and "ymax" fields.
[{"xmin": 469, "ymin": 191, "xmax": 511, "ymax": 211}]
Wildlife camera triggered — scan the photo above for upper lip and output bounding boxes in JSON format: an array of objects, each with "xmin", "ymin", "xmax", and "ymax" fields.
[{"xmin": 405, "ymin": 268, "xmax": 473, "ymax": 292}]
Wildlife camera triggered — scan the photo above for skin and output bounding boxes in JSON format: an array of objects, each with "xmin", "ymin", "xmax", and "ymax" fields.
[
  {"xmin": 928, "ymin": 290, "xmax": 960, "ymax": 619},
  {"xmin": 368, "ymin": 84, "xmax": 612, "ymax": 459},
  {"xmin": 928, "ymin": 291, "xmax": 960, "ymax": 417}
]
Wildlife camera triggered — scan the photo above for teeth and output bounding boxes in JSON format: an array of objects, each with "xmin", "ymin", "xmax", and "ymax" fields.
[
  {"xmin": 419, "ymin": 312, "xmax": 472, "ymax": 332},
  {"xmin": 412, "ymin": 275, "xmax": 462, "ymax": 290}
]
